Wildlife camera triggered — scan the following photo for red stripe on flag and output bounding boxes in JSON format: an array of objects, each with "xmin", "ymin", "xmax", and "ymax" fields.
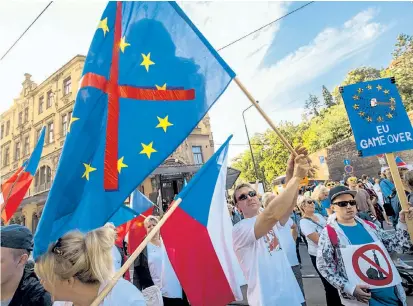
[
  {"xmin": 128, "ymin": 207, "xmax": 154, "ymax": 254},
  {"xmin": 161, "ymin": 207, "xmax": 236, "ymax": 306},
  {"xmin": 1, "ymin": 171, "xmax": 33, "ymax": 223}
]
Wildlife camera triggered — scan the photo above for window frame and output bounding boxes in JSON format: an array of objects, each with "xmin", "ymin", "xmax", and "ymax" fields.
[
  {"xmin": 47, "ymin": 91, "xmax": 54, "ymax": 109},
  {"xmin": 38, "ymin": 96, "xmax": 44, "ymax": 114},
  {"xmin": 192, "ymin": 146, "xmax": 204, "ymax": 165},
  {"xmin": 63, "ymin": 77, "xmax": 72, "ymax": 96}
]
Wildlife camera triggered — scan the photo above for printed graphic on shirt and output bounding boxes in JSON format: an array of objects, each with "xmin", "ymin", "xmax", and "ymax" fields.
[{"xmin": 264, "ymin": 229, "xmax": 281, "ymax": 254}]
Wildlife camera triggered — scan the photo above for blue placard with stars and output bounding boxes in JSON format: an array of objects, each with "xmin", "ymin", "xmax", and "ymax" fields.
[
  {"xmin": 340, "ymin": 77, "xmax": 413, "ymax": 157},
  {"xmin": 33, "ymin": 1, "xmax": 235, "ymax": 259}
]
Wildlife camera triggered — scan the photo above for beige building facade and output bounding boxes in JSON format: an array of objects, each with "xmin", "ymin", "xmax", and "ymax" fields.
[{"xmin": 0, "ymin": 55, "xmax": 215, "ymax": 232}]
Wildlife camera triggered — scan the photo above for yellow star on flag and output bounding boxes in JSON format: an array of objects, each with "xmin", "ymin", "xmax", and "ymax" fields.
[
  {"xmin": 98, "ymin": 17, "xmax": 109, "ymax": 36},
  {"xmin": 117, "ymin": 156, "xmax": 128, "ymax": 173},
  {"xmin": 389, "ymin": 97, "xmax": 396, "ymax": 103},
  {"xmin": 386, "ymin": 112, "xmax": 393, "ymax": 119},
  {"xmin": 390, "ymin": 105, "xmax": 396, "ymax": 111},
  {"xmin": 82, "ymin": 163, "xmax": 97, "ymax": 181},
  {"xmin": 366, "ymin": 84, "xmax": 372, "ymax": 90},
  {"xmin": 156, "ymin": 116, "xmax": 173, "ymax": 132},
  {"xmin": 358, "ymin": 111, "xmax": 365, "ymax": 117},
  {"xmin": 366, "ymin": 116, "xmax": 372, "ymax": 122},
  {"xmin": 119, "ymin": 36, "xmax": 130, "ymax": 53},
  {"xmin": 141, "ymin": 53, "xmax": 155, "ymax": 72},
  {"xmin": 383, "ymin": 89, "xmax": 390, "ymax": 95},
  {"xmin": 377, "ymin": 116, "xmax": 384, "ymax": 123},
  {"xmin": 357, "ymin": 88, "xmax": 363, "ymax": 94},
  {"xmin": 156, "ymin": 83, "xmax": 167, "ymax": 90},
  {"xmin": 68, "ymin": 117, "xmax": 79, "ymax": 133},
  {"xmin": 140, "ymin": 142, "xmax": 157, "ymax": 158},
  {"xmin": 353, "ymin": 104, "xmax": 359, "ymax": 110},
  {"xmin": 376, "ymin": 84, "xmax": 382, "ymax": 91},
  {"xmin": 352, "ymin": 95, "xmax": 359, "ymax": 100}
]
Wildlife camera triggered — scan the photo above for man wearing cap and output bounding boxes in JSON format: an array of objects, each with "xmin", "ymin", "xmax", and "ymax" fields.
[
  {"xmin": 316, "ymin": 186, "xmax": 413, "ymax": 305},
  {"xmin": 1, "ymin": 224, "xmax": 52, "ymax": 306}
]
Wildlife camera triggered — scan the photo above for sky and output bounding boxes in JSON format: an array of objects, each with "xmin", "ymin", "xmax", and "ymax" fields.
[{"xmin": 0, "ymin": 1, "xmax": 412, "ymax": 161}]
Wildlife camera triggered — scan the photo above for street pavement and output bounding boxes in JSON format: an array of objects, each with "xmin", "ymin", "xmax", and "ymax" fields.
[{"xmin": 230, "ymin": 243, "xmax": 413, "ymax": 305}]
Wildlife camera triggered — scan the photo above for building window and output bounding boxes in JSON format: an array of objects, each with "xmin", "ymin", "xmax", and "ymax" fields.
[
  {"xmin": 24, "ymin": 136, "xmax": 30, "ymax": 156},
  {"xmin": 24, "ymin": 107, "xmax": 29, "ymax": 123},
  {"xmin": 0, "ymin": 125, "xmax": 3, "ymax": 139},
  {"xmin": 38, "ymin": 96, "xmax": 44, "ymax": 114},
  {"xmin": 14, "ymin": 142, "xmax": 21, "ymax": 161},
  {"xmin": 47, "ymin": 91, "xmax": 54, "ymax": 108},
  {"xmin": 63, "ymin": 77, "xmax": 71, "ymax": 96},
  {"xmin": 36, "ymin": 128, "xmax": 42, "ymax": 142},
  {"xmin": 34, "ymin": 165, "xmax": 52, "ymax": 193},
  {"xmin": 6, "ymin": 120, "xmax": 10, "ymax": 136},
  {"xmin": 61, "ymin": 113, "xmax": 68, "ymax": 136},
  {"xmin": 18, "ymin": 112, "xmax": 23, "ymax": 126},
  {"xmin": 3, "ymin": 146, "xmax": 10, "ymax": 166},
  {"xmin": 47, "ymin": 122, "xmax": 54, "ymax": 144},
  {"xmin": 192, "ymin": 146, "xmax": 203, "ymax": 165}
]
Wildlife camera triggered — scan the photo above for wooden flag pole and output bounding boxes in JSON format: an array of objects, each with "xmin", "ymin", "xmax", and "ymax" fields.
[
  {"xmin": 385, "ymin": 153, "xmax": 413, "ymax": 241},
  {"xmin": 234, "ymin": 77, "xmax": 297, "ymax": 156},
  {"xmin": 90, "ymin": 198, "xmax": 182, "ymax": 306}
]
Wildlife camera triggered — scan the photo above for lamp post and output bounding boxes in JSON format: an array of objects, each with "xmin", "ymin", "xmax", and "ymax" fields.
[{"xmin": 242, "ymin": 103, "xmax": 266, "ymax": 191}]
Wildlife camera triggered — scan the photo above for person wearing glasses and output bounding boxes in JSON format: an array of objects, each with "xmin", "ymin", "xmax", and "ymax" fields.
[
  {"xmin": 232, "ymin": 148, "xmax": 313, "ymax": 306},
  {"xmin": 298, "ymin": 197, "xmax": 342, "ymax": 306},
  {"xmin": 311, "ymin": 185, "xmax": 331, "ymax": 217},
  {"xmin": 316, "ymin": 186, "xmax": 413, "ymax": 306},
  {"xmin": 35, "ymin": 223, "xmax": 146, "ymax": 306}
]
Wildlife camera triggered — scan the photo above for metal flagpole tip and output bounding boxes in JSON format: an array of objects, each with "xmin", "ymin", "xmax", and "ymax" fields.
[
  {"xmin": 390, "ymin": 77, "xmax": 396, "ymax": 84},
  {"xmin": 339, "ymin": 86, "xmax": 344, "ymax": 93}
]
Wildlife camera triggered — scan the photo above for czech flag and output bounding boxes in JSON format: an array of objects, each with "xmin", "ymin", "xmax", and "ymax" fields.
[
  {"xmin": 161, "ymin": 135, "xmax": 244, "ymax": 306},
  {"xmin": 1, "ymin": 127, "xmax": 45, "ymax": 223}
]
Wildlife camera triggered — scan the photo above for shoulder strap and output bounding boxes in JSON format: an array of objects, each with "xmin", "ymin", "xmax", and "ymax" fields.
[
  {"xmin": 362, "ymin": 219, "xmax": 377, "ymax": 230},
  {"xmin": 303, "ymin": 216, "xmax": 324, "ymax": 229},
  {"xmin": 326, "ymin": 224, "xmax": 338, "ymax": 247}
]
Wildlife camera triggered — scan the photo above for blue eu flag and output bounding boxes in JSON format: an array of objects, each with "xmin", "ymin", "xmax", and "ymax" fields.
[{"xmin": 34, "ymin": 1, "xmax": 235, "ymax": 259}]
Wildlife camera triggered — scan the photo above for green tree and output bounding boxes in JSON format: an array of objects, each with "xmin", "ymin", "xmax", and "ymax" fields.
[
  {"xmin": 304, "ymin": 94, "xmax": 321, "ymax": 117},
  {"xmin": 302, "ymin": 103, "xmax": 352, "ymax": 152},
  {"xmin": 332, "ymin": 67, "xmax": 381, "ymax": 104},
  {"xmin": 381, "ymin": 34, "xmax": 413, "ymax": 111},
  {"xmin": 322, "ymin": 85, "xmax": 335, "ymax": 107}
]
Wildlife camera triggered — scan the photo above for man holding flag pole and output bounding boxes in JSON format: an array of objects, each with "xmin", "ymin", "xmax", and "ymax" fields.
[{"xmin": 30, "ymin": 1, "xmax": 316, "ymax": 305}]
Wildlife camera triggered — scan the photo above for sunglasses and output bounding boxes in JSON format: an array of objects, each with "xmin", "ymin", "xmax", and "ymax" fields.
[
  {"xmin": 333, "ymin": 200, "xmax": 357, "ymax": 208},
  {"xmin": 326, "ymin": 182, "xmax": 335, "ymax": 187},
  {"xmin": 237, "ymin": 190, "xmax": 257, "ymax": 202},
  {"xmin": 306, "ymin": 200, "xmax": 314, "ymax": 204},
  {"xmin": 348, "ymin": 177, "xmax": 358, "ymax": 183}
]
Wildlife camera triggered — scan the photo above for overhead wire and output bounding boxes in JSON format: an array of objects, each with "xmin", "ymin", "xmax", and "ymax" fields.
[{"xmin": 0, "ymin": 1, "xmax": 54, "ymax": 62}]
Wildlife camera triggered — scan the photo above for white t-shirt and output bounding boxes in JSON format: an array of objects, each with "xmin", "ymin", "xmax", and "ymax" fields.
[
  {"xmin": 373, "ymin": 183, "xmax": 384, "ymax": 206},
  {"xmin": 147, "ymin": 242, "xmax": 183, "ymax": 299},
  {"xmin": 276, "ymin": 218, "xmax": 299, "ymax": 267},
  {"xmin": 233, "ymin": 216, "xmax": 304, "ymax": 306},
  {"xmin": 300, "ymin": 213, "xmax": 326, "ymax": 256},
  {"xmin": 112, "ymin": 246, "xmax": 122, "ymax": 272},
  {"xmin": 52, "ymin": 278, "xmax": 146, "ymax": 306}
]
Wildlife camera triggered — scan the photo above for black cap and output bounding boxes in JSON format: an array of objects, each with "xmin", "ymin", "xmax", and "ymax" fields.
[
  {"xmin": 1, "ymin": 224, "xmax": 33, "ymax": 251},
  {"xmin": 329, "ymin": 185, "xmax": 357, "ymax": 203}
]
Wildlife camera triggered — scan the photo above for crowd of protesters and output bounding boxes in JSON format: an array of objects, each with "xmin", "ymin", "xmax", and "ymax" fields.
[{"xmin": 2, "ymin": 154, "xmax": 413, "ymax": 306}]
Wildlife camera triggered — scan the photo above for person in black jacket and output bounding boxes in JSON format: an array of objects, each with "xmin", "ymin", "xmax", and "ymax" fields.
[{"xmin": 1, "ymin": 224, "xmax": 52, "ymax": 306}]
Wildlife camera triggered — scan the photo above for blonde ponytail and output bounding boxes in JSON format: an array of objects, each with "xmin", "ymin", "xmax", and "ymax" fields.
[
  {"xmin": 35, "ymin": 224, "xmax": 116, "ymax": 285},
  {"xmin": 84, "ymin": 223, "xmax": 116, "ymax": 283}
]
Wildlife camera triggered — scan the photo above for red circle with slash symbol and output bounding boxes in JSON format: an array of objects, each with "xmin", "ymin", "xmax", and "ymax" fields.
[{"xmin": 352, "ymin": 244, "xmax": 393, "ymax": 286}]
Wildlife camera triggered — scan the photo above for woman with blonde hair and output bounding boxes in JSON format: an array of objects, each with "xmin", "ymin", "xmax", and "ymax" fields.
[
  {"xmin": 133, "ymin": 215, "xmax": 188, "ymax": 306},
  {"xmin": 35, "ymin": 224, "xmax": 146, "ymax": 306},
  {"xmin": 311, "ymin": 185, "xmax": 331, "ymax": 217}
]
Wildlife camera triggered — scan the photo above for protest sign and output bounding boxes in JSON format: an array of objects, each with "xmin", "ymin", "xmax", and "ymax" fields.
[
  {"xmin": 340, "ymin": 77, "xmax": 413, "ymax": 157},
  {"xmin": 341, "ymin": 242, "xmax": 402, "ymax": 289}
]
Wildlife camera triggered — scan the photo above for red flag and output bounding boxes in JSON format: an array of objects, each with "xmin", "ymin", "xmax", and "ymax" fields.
[
  {"xmin": 1, "ymin": 167, "xmax": 33, "ymax": 223},
  {"xmin": 128, "ymin": 207, "xmax": 153, "ymax": 254},
  {"xmin": 115, "ymin": 221, "xmax": 132, "ymax": 246}
]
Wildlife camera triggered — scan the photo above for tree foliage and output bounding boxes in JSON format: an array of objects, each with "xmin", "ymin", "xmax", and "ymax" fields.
[
  {"xmin": 322, "ymin": 85, "xmax": 335, "ymax": 108},
  {"xmin": 232, "ymin": 33, "xmax": 413, "ymax": 187}
]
